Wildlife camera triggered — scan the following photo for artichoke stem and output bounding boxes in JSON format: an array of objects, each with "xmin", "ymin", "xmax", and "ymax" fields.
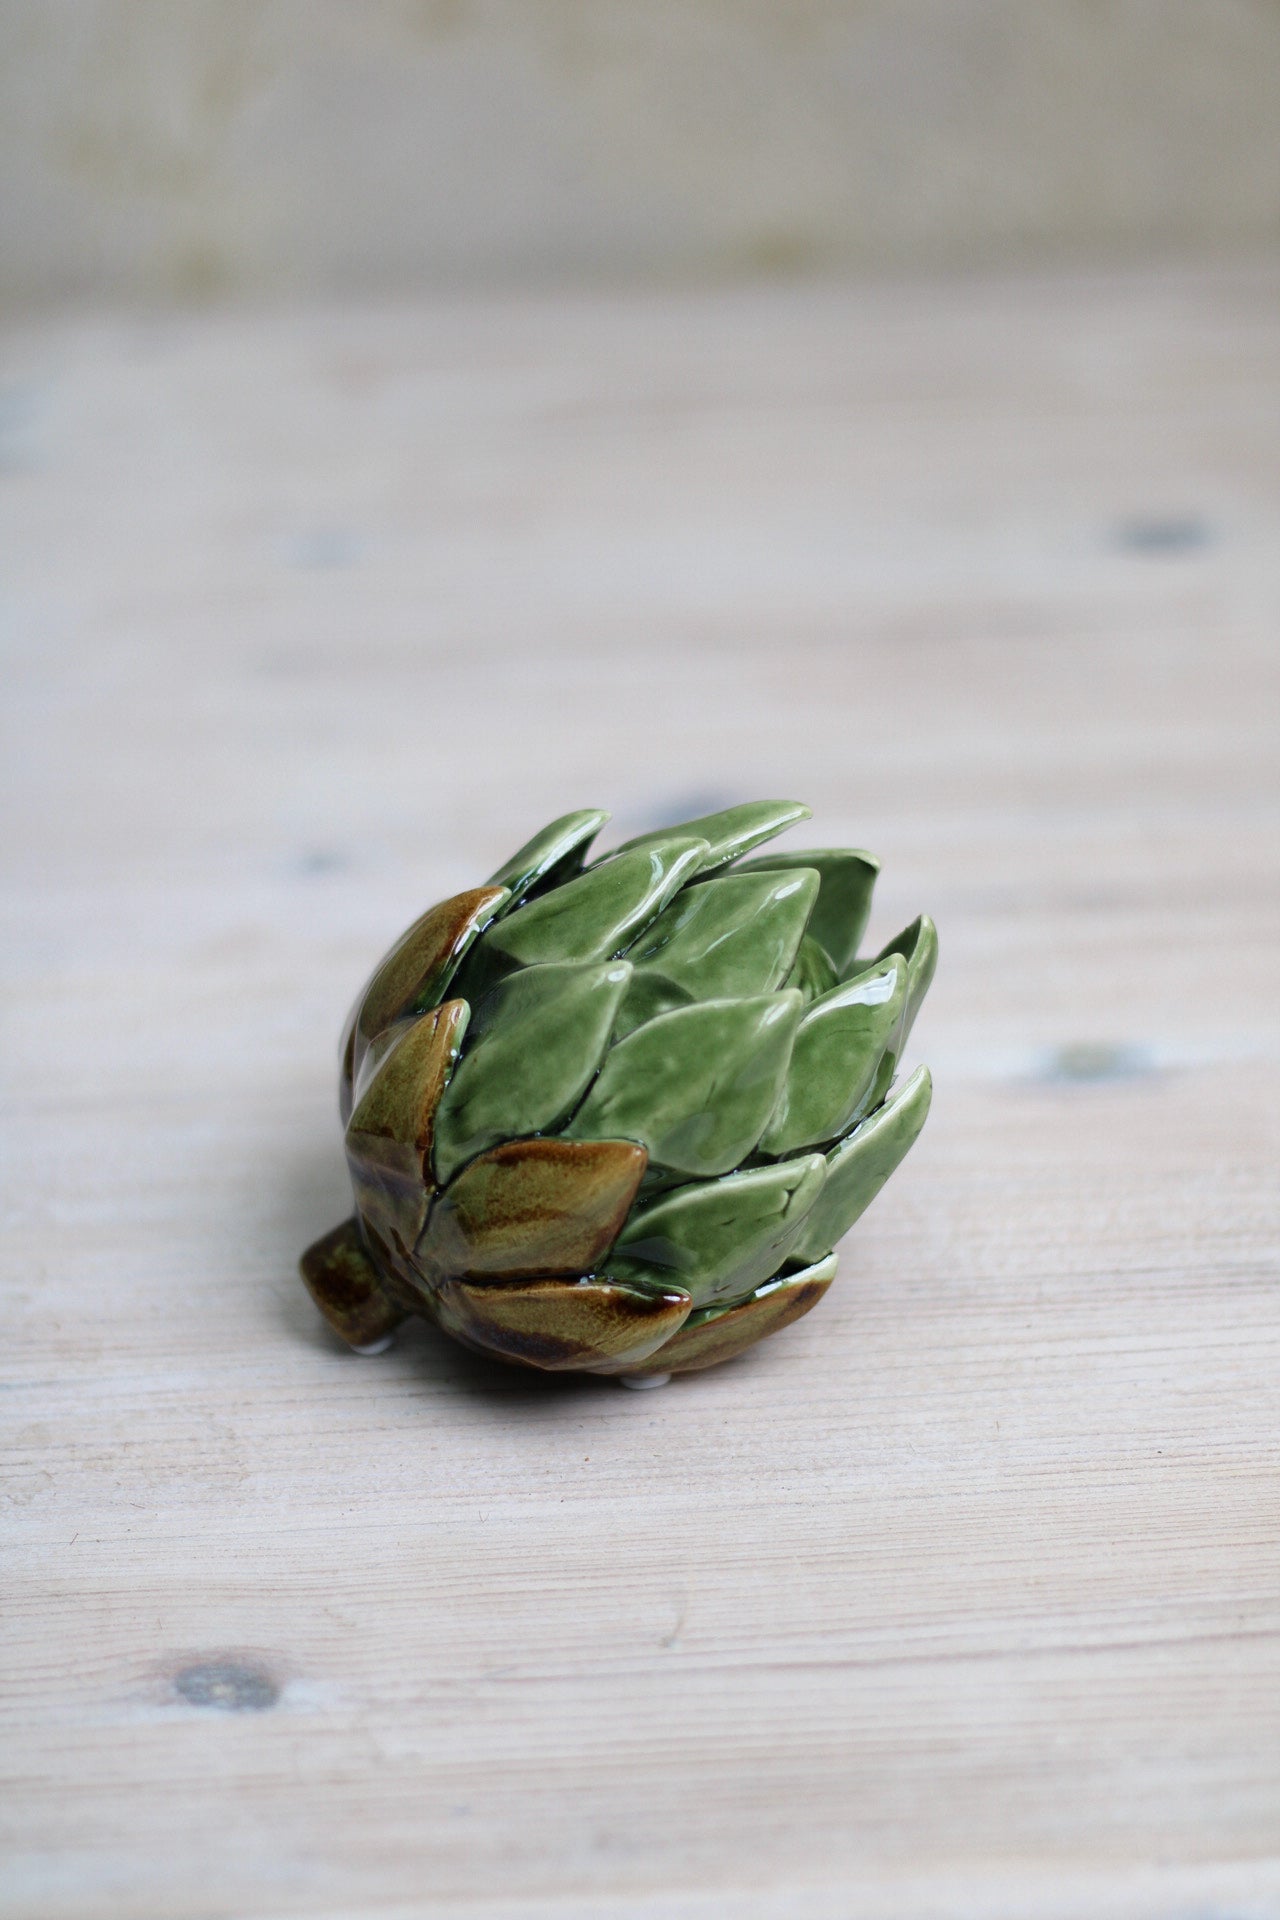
[
  {"xmin": 299, "ymin": 1217, "xmax": 410, "ymax": 1353},
  {"xmin": 618, "ymin": 1371, "xmax": 671, "ymax": 1390}
]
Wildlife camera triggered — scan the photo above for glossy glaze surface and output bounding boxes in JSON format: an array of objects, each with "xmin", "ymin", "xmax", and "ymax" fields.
[
  {"xmin": 759, "ymin": 954, "xmax": 906, "ymax": 1154},
  {"xmin": 737, "ymin": 847, "xmax": 880, "ymax": 975},
  {"xmin": 418, "ymin": 1136, "xmax": 647, "ymax": 1281},
  {"xmin": 341, "ymin": 885, "xmax": 506, "ymax": 1114},
  {"xmin": 655, "ymin": 1251, "xmax": 839, "ymax": 1374},
  {"xmin": 564, "ymin": 990, "xmax": 804, "ymax": 1178},
  {"xmin": 344, "ymin": 998, "xmax": 468, "ymax": 1250},
  {"xmin": 300, "ymin": 801, "xmax": 935, "ymax": 1376},
  {"xmin": 431, "ymin": 961, "xmax": 630, "ymax": 1182},
  {"xmin": 605, "ymin": 1155, "xmax": 826, "ymax": 1308},
  {"xmin": 433, "ymin": 1273, "xmax": 693, "ymax": 1373}
]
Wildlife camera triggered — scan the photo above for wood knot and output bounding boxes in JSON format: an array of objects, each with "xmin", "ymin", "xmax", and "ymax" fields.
[{"xmin": 172, "ymin": 1660, "xmax": 279, "ymax": 1712}]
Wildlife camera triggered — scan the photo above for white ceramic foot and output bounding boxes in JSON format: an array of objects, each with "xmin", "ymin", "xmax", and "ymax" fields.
[
  {"xmin": 619, "ymin": 1371, "xmax": 671, "ymax": 1390},
  {"xmin": 351, "ymin": 1333, "xmax": 396, "ymax": 1356}
]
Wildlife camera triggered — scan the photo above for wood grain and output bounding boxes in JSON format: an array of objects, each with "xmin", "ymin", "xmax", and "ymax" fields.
[{"xmin": 2, "ymin": 263, "xmax": 1278, "ymax": 1919}]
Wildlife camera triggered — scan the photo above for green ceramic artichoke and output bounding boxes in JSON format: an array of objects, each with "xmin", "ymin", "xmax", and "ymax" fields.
[{"xmin": 300, "ymin": 801, "xmax": 935, "ymax": 1380}]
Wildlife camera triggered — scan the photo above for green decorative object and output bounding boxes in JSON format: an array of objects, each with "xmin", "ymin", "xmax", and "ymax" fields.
[{"xmin": 300, "ymin": 802, "xmax": 935, "ymax": 1381}]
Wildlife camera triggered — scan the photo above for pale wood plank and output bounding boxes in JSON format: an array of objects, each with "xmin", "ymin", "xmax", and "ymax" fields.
[{"xmin": 2, "ymin": 263, "xmax": 1278, "ymax": 1918}]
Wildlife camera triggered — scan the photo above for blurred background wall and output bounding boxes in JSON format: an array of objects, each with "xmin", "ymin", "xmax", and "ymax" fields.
[{"xmin": 3, "ymin": 0, "xmax": 1279, "ymax": 311}]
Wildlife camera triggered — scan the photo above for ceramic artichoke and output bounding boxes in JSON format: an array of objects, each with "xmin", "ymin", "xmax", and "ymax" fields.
[{"xmin": 300, "ymin": 801, "xmax": 935, "ymax": 1381}]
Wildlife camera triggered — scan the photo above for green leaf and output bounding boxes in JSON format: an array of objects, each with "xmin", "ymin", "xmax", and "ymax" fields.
[
  {"xmin": 480, "ymin": 835, "xmax": 708, "ymax": 970},
  {"xmin": 852, "ymin": 1047, "xmax": 897, "ymax": 1127},
  {"xmin": 605, "ymin": 800, "xmax": 811, "ymax": 877},
  {"xmin": 565, "ymin": 991, "xmax": 804, "ymax": 1177},
  {"xmin": 487, "ymin": 809, "xmax": 609, "ymax": 909},
  {"xmin": 734, "ymin": 849, "xmax": 879, "ymax": 975},
  {"xmin": 611, "ymin": 969, "xmax": 696, "ymax": 1043},
  {"xmin": 605, "ymin": 1155, "xmax": 826, "ymax": 1308},
  {"xmin": 783, "ymin": 934, "xmax": 838, "ymax": 1001},
  {"xmin": 875, "ymin": 913, "xmax": 938, "ymax": 1038},
  {"xmin": 788, "ymin": 1065, "xmax": 932, "ymax": 1266},
  {"xmin": 432, "ymin": 961, "xmax": 632, "ymax": 1183},
  {"xmin": 623, "ymin": 868, "xmax": 818, "ymax": 1002},
  {"xmin": 759, "ymin": 955, "xmax": 906, "ymax": 1154}
]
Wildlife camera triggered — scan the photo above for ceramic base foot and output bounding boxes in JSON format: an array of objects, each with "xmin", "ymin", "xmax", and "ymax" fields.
[
  {"xmin": 351, "ymin": 1333, "xmax": 397, "ymax": 1356},
  {"xmin": 619, "ymin": 1371, "xmax": 671, "ymax": 1390}
]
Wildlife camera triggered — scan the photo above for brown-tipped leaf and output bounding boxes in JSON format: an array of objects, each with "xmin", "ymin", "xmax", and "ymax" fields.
[
  {"xmin": 433, "ymin": 1275, "xmax": 692, "ymax": 1373},
  {"xmin": 419, "ymin": 1137, "xmax": 648, "ymax": 1282},
  {"xmin": 345, "ymin": 1000, "xmax": 469, "ymax": 1252},
  {"xmin": 646, "ymin": 1252, "xmax": 838, "ymax": 1374},
  {"xmin": 344, "ymin": 885, "xmax": 506, "ymax": 1096}
]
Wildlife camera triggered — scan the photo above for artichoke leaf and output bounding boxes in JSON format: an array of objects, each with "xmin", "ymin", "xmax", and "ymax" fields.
[
  {"xmin": 419, "ymin": 1136, "xmax": 647, "ymax": 1281},
  {"xmin": 432, "ymin": 961, "xmax": 632, "ymax": 1184},
  {"xmin": 611, "ymin": 968, "xmax": 696, "ymax": 1044},
  {"xmin": 434, "ymin": 1274, "xmax": 692, "ymax": 1374},
  {"xmin": 345, "ymin": 999, "xmax": 471, "ymax": 1251},
  {"xmin": 623, "ymin": 867, "xmax": 819, "ymax": 1003},
  {"xmin": 853, "ymin": 1048, "xmax": 897, "ymax": 1126},
  {"xmin": 605, "ymin": 1153, "xmax": 826, "ymax": 1309},
  {"xmin": 343, "ymin": 885, "xmax": 507, "ymax": 1100},
  {"xmin": 647, "ymin": 1251, "xmax": 838, "ymax": 1374},
  {"xmin": 347, "ymin": 1000, "xmax": 469, "ymax": 1155},
  {"xmin": 734, "ymin": 849, "xmax": 879, "ymax": 976},
  {"xmin": 480, "ymin": 835, "xmax": 708, "ymax": 970},
  {"xmin": 788, "ymin": 1065, "xmax": 933, "ymax": 1267},
  {"xmin": 784, "ymin": 934, "xmax": 838, "ymax": 1001},
  {"xmin": 759, "ymin": 955, "xmax": 906, "ymax": 1155},
  {"xmin": 565, "ymin": 990, "xmax": 804, "ymax": 1178},
  {"xmin": 348, "ymin": 1015, "xmax": 417, "ymax": 1114},
  {"xmin": 344, "ymin": 1141, "xmax": 435, "ymax": 1283},
  {"xmin": 874, "ymin": 913, "xmax": 938, "ymax": 1041},
  {"xmin": 603, "ymin": 799, "xmax": 811, "ymax": 878},
  {"xmin": 487, "ymin": 808, "xmax": 609, "ymax": 911}
]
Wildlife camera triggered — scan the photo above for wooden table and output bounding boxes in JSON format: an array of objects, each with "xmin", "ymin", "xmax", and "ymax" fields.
[{"xmin": 3, "ymin": 263, "xmax": 1278, "ymax": 1919}]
